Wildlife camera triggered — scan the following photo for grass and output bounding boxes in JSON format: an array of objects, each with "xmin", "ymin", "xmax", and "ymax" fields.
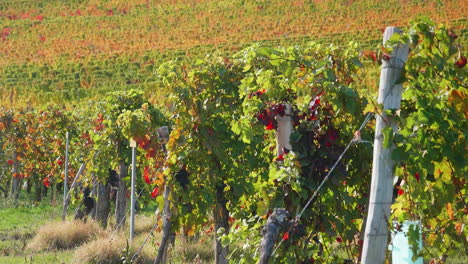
[
  {"xmin": 0, "ymin": 202, "xmax": 62, "ymax": 232},
  {"xmin": 0, "ymin": 197, "xmax": 216, "ymax": 264},
  {"xmin": 1, "ymin": 196, "xmax": 466, "ymax": 263},
  {"xmin": 27, "ymin": 220, "xmax": 103, "ymax": 251},
  {"xmin": 0, "ymin": 250, "xmax": 73, "ymax": 264}
]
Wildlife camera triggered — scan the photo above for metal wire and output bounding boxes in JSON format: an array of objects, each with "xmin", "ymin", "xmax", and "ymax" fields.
[{"xmin": 271, "ymin": 112, "xmax": 374, "ymax": 257}]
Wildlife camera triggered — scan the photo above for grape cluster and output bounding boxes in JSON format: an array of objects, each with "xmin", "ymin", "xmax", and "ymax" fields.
[{"xmin": 255, "ymin": 103, "xmax": 287, "ymax": 130}]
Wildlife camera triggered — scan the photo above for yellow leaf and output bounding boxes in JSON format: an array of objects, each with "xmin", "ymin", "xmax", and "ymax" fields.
[
  {"xmin": 153, "ymin": 172, "xmax": 165, "ymax": 186},
  {"xmin": 448, "ymin": 89, "xmax": 467, "ymax": 118},
  {"xmin": 186, "ymin": 225, "xmax": 196, "ymax": 236},
  {"xmin": 426, "ymin": 233, "xmax": 437, "ymax": 245},
  {"xmin": 454, "ymin": 222, "xmax": 463, "ymax": 235},
  {"xmin": 363, "ymin": 102, "xmax": 376, "ymax": 114},
  {"xmin": 434, "ymin": 161, "xmax": 452, "ymax": 184},
  {"xmin": 445, "ymin": 203, "xmax": 454, "ymax": 220}
]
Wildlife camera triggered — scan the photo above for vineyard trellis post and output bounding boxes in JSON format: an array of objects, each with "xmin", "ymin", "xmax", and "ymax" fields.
[
  {"xmin": 361, "ymin": 27, "xmax": 409, "ymax": 264},
  {"xmin": 258, "ymin": 104, "xmax": 292, "ymax": 264},
  {"xmin": 63, "ymin": 131, "xmax": 69, "ymax": 200},
  {"xmin": 10, "ymin": 150, "xmax": 20, "ymax": 201},
  {"xmin": 154, "ymin": 126, "xmax": 172, "ymax": 264},
  {"xmin": 130, "ymin": 139, "xmax": 137, "ymax": 242}
]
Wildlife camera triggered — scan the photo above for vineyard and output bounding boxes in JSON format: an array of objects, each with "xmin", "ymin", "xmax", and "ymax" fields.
[
  {"xmin": 0, "ymin": 0, "xmax": 467, "ymax": 105},
  {"xmin": 0, "ymin": 1, "xmax": 467, "ymax": 264}
]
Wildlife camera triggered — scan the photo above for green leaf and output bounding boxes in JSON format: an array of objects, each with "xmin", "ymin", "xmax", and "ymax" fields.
[
  {"xmin": 231, "ymin": 121, "xmax": 241, "ymax": 135},
  {"xmin": 391, "ymin": 146, "xmax": 409, "ymax": 162},
  {"xmin": 382, "ymin": 127, "xmax": 393, "ymax": 148},
  {"xmin": 256, "ymin": 47, "xmax": 273, "ymax": 57}
]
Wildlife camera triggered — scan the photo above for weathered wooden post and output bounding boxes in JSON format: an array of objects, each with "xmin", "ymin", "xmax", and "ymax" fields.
[
  {"xmin": 153, "ymin": 126, "xmax": 174, "ymax": 264},
  {"xmin": 115, "ymin": 161, "xmax": 128, "ymax": 229},
  {"xmin": 130, "ymin": 139, "xmax": 137, "ymax": 242},
  {"xmin": 9, "ymin": 151, "xmax": 20, "ymax": 201},
  {"xmin": 259, "ymin": 209, "xmax": 289, "ymax": 264},
  {"xmin": 361, "ymin": 27, "xmax": 409, "ymax": 264},
  {"xmin": 154, "ymin": 184, "xmax": 173, "ymax": 264},
  {"xmin": 276, "ymin": 104, "xmax": 292, "ymax": 156},
  {"xmin": 258, "ymin": 104, "xmax": 292, "ymax": 264},
  {"xmin": 64, "ymin": 132, "xmax": 70, "ymax": 200}
]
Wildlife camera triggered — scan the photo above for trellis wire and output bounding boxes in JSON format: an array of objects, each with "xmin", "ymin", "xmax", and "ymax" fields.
[{"xmin": 272, "ymin": 111, "xmax": 374, "ymax": 257}]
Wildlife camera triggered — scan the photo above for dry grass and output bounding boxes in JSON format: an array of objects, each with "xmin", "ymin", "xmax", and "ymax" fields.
[
  {"xmin": 134, "ymin": 214, "xmax": 156, "ymax": 235},
  {"xmin": 72, "ymin": 221, "xmax": 215, "ymax": 264},
  {"xmin": 27, "ymin": 220, "xmax": 104, "ymax": 251},
  {"xmin": 173, "ymin": 236, "xmax": 214, "ymax": 263},
  {"xmin": 27, "ymin": 214, "xmax": 214, "ymax": 263},
  {"xmin": 72, "ymin": 232, "xmax": 156, "ymax": 264}
]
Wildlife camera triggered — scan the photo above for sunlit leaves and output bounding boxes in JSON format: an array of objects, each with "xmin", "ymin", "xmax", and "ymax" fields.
[{"xmin": 390, "ymin": 18, "xmax": 467, "ymax": 259}]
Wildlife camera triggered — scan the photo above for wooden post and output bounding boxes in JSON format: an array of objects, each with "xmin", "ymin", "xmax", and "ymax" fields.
[
  {"xmin": 154, "ymin": 126, "xmax": 173, "ymax": 264},
  {"xmin": 62, "ymin": 162, "xmax": 86, "ymax": 221},
  {"xmin": 64, "ymin": 132, "xmax": 70, "ymax": 200},
  {"xmin": 9, "ymin": 151, "xmax": 20, "ymax": 201},
  {"xmin": 259, "ymin": 209, "xmax": 289, "ymax": 264},
  {"xmin": 214, "ymin": 183, "xmax": 229, "ymax": 264},
  {"xmin": 361, "ymin": 27, "xmax": 409, "ymax": 264},
  {"xmin": 115, "ymin": 161, "xmax": 128, "ymax": 229},
  {"xmin": 276, "ymin": 104, "xmax": 292, "ymax": 155},
  {"xmin": 95, "ymin": 180, "xmax": 111, "ymax": 228},
  {"xmin": 130, "ymin": 139, "xmax": 137, "ymax": 242},
  {"xmin": 258, "ymin": 104, "xmax": 293, "ymax": 263},
  {"xmin": 154, "ymin": 184, "xmax": 172, "ymax": 264}
]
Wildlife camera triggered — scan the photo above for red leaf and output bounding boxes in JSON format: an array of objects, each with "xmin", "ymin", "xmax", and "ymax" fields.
[
  {"xmin": 282, "ymin": 232, "xmax": 289, "ymax": 240},
  {"xmin": 336, "ymin": 237, "xmax": 342, "ymax": 243},
  {"xmin": 276, "ymin": 154, "xmax": 284, "ymax": 162},
  {"xmin": 414, "ymin": 172, "xmax": 420, "ymax": 182},
  {"xmin": 7, "ymin": 159, "xmax": 13, "ymax": 166},
  {"xmin": 398, "ymin": 188, "xmax": 404, "ymax": 196},
  {"xmin": 143, "ymin": 167, "xmax": 151, "ymax": 184},
  {"xmin": 151, "ymin": 187, "xmax": 159, "ymax": 198},
  {"xmin": 145, "ymin": 148, "xmax": 156, "ymax": 159},
  {"xmin": 314, "ymin": 97, "xmax": 321, "ymax": 105},
  {"xmin": 43, "ymin": 177, "xmax": 50, "ymax": 187},
  {"xmin": 455, "ymin": 55, "xmax": 467, "ymax": 68},
  {"xmin": 382, "ymin": 53, "xmax": 391, "ymax": 61},
  {"xmin": 265, "ymin": 121, "xmax": 275, "ymax": 130}
]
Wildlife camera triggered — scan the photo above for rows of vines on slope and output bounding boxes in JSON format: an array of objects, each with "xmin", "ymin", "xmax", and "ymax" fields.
[
  {"xmin": 0, "ymin": 17, "xmax": 465, "ymax": 264},
  {"xmin": 0, "ymin": 0, "xmax": 464, "ymax": 66}
]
